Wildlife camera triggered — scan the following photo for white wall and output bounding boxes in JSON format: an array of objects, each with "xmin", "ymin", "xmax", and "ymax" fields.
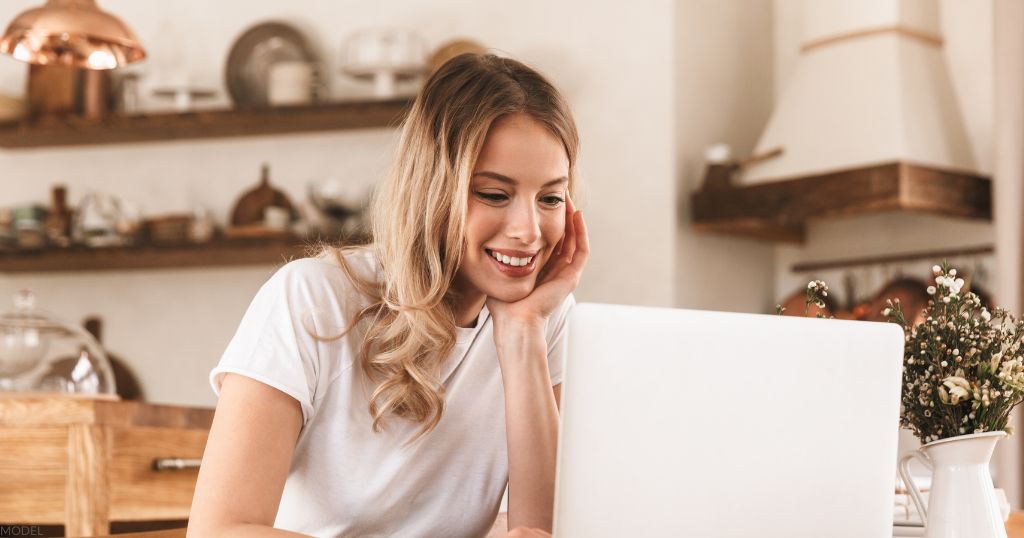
[
  {"xmin": 675, "ymin": 0, "xmax": 777, "ymax": 314},
  {"xmin": 0, "ymin": 0, "xmax": 676, "ymax": 407}
]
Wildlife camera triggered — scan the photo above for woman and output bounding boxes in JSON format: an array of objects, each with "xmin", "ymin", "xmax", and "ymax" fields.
[{"xmin": 187, "ymin": 53, "xmax": 589, "ymax": 538}]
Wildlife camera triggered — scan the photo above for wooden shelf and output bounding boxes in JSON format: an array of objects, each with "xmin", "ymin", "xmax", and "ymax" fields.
[
  {"xmin": 0, "ymin": 98, "xmax": 413, "ymax": 148},
  {"xmin": 690, "ymin": 161, "xmax": 992, "ymax": 243},
  {"xmin": 0, "ymin": 234, "xmax": 368, "ymax": 273}
]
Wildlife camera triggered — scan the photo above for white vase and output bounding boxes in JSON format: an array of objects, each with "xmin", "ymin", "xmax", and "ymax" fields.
[{"xmin": 899, "ymin": 431, "xmax": 1007, "ymax": 538}]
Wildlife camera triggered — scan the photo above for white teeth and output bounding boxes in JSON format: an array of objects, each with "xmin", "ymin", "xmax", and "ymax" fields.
[{"xmin": 489, "ymin": 250, "xmax": 533, "ymax": 267}]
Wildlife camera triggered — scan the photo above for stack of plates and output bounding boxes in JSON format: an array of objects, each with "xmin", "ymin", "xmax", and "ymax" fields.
[{"xmin": 225, "ymin": 21, "xmax": 317, "ymax": 107}]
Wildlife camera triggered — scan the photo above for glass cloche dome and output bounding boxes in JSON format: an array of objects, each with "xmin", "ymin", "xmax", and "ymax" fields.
[{"xmin": 0, "ymin": 289, "xmax": 116, "ymax": 396}]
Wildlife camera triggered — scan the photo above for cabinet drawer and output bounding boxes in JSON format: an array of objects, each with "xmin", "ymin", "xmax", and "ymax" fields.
[{"xmin": 109, "ymin": 426, "xmax": 209, "ymax": 521}]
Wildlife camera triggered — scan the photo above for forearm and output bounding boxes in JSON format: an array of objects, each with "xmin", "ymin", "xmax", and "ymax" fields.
[{"xmin": 496, "ymin": 321, "xmax": 560, "ymax": 532}]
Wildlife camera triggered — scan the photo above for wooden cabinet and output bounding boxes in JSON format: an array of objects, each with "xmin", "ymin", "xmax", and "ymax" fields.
[{"xmin": 0, "ymin": 394, "xmax": 214, "ymax": 537}]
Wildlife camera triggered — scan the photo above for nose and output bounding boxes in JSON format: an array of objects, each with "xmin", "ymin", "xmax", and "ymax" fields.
[{"xmin": 504, "ymin": 197, "xmax": 542, "ymax": 246}]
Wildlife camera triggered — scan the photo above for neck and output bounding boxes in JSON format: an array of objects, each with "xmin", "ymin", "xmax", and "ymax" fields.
[
  {"xmin": 449, "ymin": 283, "xmax": 487, "ymax": 328},
  {"xmin": 455, "ymin": 294, "xmax": 487, "ymax": 328}
]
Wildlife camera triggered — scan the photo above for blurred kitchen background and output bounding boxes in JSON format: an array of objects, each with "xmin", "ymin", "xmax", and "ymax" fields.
[{"xmin": 0, "ymin": 0, "xmax": 1020, "ymax": 515}]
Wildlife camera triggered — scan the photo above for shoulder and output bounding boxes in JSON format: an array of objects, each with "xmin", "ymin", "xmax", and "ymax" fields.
[
  {"xmin": 256, "ymin": 248, "xmax": 380, "ymax": 326},
  {"xmin": 277, "ymin": 247, "xmax": 377, "ymax": 280},
  {"xmin": 268, "ymin": 247, "xmax": 378, "ymax": 297}
]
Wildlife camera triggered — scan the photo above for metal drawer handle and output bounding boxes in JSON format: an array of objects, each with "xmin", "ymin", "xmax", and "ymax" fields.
[{"xmin": 152, "ymin": 457, "xmax": 202, "ymax": 471}]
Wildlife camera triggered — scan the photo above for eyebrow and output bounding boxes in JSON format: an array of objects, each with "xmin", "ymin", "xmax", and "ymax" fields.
[{"xmin": 473, "ymin": 171, "xmax": 568, "ymax": 187}]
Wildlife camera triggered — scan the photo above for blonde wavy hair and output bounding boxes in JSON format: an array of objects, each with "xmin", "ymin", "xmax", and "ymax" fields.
[{"xmin": 314, "ymin": 53, "xmax": 580, "ymax": 440}]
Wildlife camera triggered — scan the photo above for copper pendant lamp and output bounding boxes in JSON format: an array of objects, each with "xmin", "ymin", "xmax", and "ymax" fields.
[{"xmin": 0, "ymin": 0, "xmax": 145, "ymax": 70}]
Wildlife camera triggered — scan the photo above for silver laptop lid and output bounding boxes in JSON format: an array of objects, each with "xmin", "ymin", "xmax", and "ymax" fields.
[{"xmin": 553, "ymin": 303, "xmax": 903, "ymax": 538}]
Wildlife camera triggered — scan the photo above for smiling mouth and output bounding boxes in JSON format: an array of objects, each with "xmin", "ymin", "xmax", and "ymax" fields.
[
  {"xmin": 484, "ymin": 248, "xmax": 539, "ymax": 276},
  {"xmin": 485, "ymin": 248, "xmax": 535, "ymax": 267}
]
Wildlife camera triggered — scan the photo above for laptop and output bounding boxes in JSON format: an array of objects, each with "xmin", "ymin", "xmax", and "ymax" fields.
[{"xmin": 553, "ymin": 303, "xmax": 904, "ymax": 537}]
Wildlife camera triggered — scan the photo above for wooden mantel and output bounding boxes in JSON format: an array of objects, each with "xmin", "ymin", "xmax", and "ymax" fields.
[{"xmin": 690, "ymin": 161, "xmax": 992, "ymax": 243}]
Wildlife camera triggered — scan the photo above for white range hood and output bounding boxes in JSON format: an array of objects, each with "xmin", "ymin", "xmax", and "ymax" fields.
[
  {"xmin": 742, "ymin": 0, "xmax": 978, "ymax": 184},
  {"xmin": 691, "ymin": 0, "xmax": 991, "ymax": 243}
]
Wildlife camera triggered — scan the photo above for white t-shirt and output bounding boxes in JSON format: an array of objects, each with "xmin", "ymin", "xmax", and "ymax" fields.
[{"xmin": 209, "ymin": 249, "xmax": 575, "ymax": 538}]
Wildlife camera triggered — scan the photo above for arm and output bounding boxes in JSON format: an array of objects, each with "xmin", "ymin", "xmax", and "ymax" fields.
[
  {"xmin": 488, "ymin": 195, "xmax": 589, "ymax": 535},
  {"xmin": 186, "ymin": 373, "xmax": 312, "ymax": 538},
  {"xmin": 497, "ymin": 321, "xmax": 561, "ymax": 532}
]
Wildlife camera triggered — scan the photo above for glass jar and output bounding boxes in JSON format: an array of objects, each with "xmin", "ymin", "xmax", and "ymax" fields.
[{"xmin": 0, "ymin": 289, "xmax": 117, "ymax": 396}]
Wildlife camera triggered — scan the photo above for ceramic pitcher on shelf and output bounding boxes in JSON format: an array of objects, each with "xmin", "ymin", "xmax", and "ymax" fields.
[{"xmin": 898, "ymin": 431, "xmax": 1007, "ymax": 538}]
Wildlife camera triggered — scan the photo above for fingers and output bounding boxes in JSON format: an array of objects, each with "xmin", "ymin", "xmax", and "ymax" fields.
[
  {"xmin": 564, "ymin": 192, "xmax": 578, "ymax": 264},
  {"xmin": 539, "ymin": 192, "xmax": 586, "ymax": 286},
  {"xmin": 570, "ymin": 208, "xmax": 589, "ymax": 268},
  {"xmin": 557, "ymin": 191, "xmax": 573, "ymax": 256}
]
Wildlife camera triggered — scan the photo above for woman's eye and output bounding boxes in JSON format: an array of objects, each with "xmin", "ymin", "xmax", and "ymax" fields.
[
  {"xmin": 542, "ymin": 196, "xmax": 565, "ymax": 206},
  {"xmin": 475, "ymin": 192, "xmax": 564, "ymax": 206},
  {"xmin": 476, "ymin": 192, "xmax": 508, "ymax": 202}
]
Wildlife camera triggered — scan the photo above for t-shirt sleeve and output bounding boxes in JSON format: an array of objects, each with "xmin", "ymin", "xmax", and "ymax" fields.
[
  {"xmin": 545, "ymin": 293, "xmax": 577, "ymax": 386},
  {"xmin": 209, "ymin": 260, "xmax": 324, "ymax": 427}
]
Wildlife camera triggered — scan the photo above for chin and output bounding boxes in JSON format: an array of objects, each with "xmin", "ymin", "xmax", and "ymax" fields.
[{"xmin": 484, "ymin": 282, "xmax": 535, "ymax": 303}]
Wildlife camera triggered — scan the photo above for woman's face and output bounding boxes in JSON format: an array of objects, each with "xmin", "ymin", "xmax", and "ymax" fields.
[{"xmin": 454, "ymin": 113, "xmax": 570, "ymax": 305}]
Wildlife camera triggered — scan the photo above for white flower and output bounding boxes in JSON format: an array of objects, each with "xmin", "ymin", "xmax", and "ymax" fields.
[
  {"xmin": 883, "ymin": 308, "xmax": 892, "ymax": 316},
  {"xmin": 933, "ymin": 265, "xmax": 942, "ymax": 274},
  {"xmin": 943, "ymin": 376, "xmax": 972, "ymax": 404},
  {"xmin": 807, "ymin": 281, "xmax": 816, "ymax": 289},
  {"xmin": 944, "ymin": 376, "xmax": 970, "ymax": 388},
  {"xmin": 943, "ymin": 297, "xmax": 951, "ymax": 303},
  {"xmin": 982, "ymin": 310, "xmax": 991, "ymax": 322},
  {"xmin": 950, "ymin": 269, "xmax": 957, "ymax": 277},
  {"xmin": 936, "ymin": 276, "xmax": 947, "ymax": 287},
  {"xmin": 941, "ymin": 361, "xmax": 948, "ymax": 367},
  {"xmin": 927, "ymin": 286, "xmax": 937, "ymax": 295}
]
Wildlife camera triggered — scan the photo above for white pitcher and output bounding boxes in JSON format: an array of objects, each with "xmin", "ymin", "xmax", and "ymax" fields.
[{"xmin": 898, "ymin": 431, "xmax": 1007, "ymax": 538}]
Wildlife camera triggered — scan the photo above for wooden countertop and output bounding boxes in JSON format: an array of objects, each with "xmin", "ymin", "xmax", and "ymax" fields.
[
  {"xmin": 0, "ymin": 393, "xmax": 213, "ymax": 429},
  {"xmin": 88, "ymin": 512, "xmax": 1024, "ymax": 538}
]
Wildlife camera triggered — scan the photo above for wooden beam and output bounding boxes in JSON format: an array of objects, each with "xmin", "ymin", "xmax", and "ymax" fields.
[
  {"xmin": 0, "ymin": 99, "xmax": 412, "ymax": 148},
  {"xmin": 0, "ymin": 234, "xmax": 368, "ymax": 274},
  {"xmin": 690, "ymin": 161, "xmax": 991, "ymax": 243}
]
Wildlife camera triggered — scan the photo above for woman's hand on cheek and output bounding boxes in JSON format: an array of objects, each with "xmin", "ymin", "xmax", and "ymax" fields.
[{"xmin": 486, "ymin": 192, "xmax": 589, "ymax": 328}]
